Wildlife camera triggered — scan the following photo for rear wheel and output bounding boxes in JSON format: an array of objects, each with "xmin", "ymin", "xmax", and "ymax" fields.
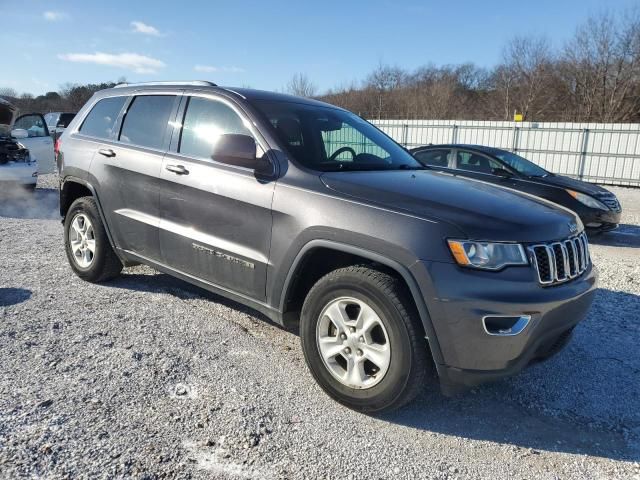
[
  {"xmin": 300, "ymin": 265, "xmax": 430, "ymax": 412},
  {"xmin": 64, "ymin": 196, "xmax": 122, "ymax": 282}
]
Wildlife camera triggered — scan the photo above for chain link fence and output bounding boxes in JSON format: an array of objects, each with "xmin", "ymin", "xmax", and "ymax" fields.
[{"xmin": 370, "ymin": 119, "xmax": 640, "ymax": 187}]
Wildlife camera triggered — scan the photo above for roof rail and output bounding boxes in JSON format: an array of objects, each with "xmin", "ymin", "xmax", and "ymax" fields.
[{"xmin": 113, "ymin": 80, "xmax": 217, "ymax": 88}]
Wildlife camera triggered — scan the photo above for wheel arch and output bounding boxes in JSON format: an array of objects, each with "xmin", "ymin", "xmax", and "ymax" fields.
[
  {"xmin": 278, "ymin": 239, "xmax": 445, "ymax": 368},
  {"xmin": 59, "ymin": 177, "xmax": 124, "ymax": 263}
]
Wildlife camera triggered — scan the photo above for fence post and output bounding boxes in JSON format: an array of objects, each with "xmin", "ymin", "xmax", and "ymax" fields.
[
  {"xmin": 578, "ymin": 128, "xmax": 589, "ymax": 180},
  {"xmin": 511, "ymin": 124, "xmax": 520, "ymax": 152},
  {"xmin": 451, "ymin": 124, "xmax": 458, "ymax": 144},
  {"xmin": 402, "ymin": 123, "xmax": 409, "ymax": 147}
]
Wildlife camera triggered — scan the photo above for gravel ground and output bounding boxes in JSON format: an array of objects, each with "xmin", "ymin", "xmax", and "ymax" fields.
[{"xmin": 1, "ymin": 175, "xmax": 639, "ymax": 479}]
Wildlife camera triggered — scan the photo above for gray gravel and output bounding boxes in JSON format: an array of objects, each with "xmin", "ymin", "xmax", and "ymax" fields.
[{"xmin": 1, "ymin": 175, "xmax": 639, "ymax": 479}]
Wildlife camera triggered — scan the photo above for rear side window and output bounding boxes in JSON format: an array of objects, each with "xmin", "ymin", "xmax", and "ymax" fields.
[
  {"xmin": 119, "ymin": 95, "xmax": 176, "ymax": 150},
  {"xmin": 79, "ymin": 96, "xmax": 127, "ymax": 139},
  {"xmin": 413, "ymin": 149, "xmax": 451, "ymax": 167},
  {"xmin": 179, "ymin": 96, "xmax": 252, "ymax": 159}
]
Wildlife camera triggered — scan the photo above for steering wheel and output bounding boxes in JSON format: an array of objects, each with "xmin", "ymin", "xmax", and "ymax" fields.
[{"xmin": 328, "ymin": 146, "xmax": 357, "ymax": 162}]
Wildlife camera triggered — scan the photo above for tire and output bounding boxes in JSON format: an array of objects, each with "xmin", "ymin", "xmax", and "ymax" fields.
[
  {"xmin": 64, "ymin": 196, "xmax": 122, "ymax": 282},
  {"xmin": 300, "ymin": 265, "xmax": 430, "ymax": 413}
]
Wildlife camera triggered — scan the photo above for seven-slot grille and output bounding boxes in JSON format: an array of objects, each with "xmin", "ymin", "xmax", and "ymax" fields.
[{"xmin": 528, "ymin": 232, "xmax": 590, "ymax": 286}]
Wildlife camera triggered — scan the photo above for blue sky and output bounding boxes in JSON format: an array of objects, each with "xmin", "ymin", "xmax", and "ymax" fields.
[{"xmin": 1, "ymin": 0, "xmax": 637, "ymax": 96}]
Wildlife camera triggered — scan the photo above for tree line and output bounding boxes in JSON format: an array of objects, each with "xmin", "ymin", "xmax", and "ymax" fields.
[
  {"xmin": 302, "ymin": 10, "xmax": 640, "ymax": 122},
  {"xmin": 2, "ymin": 9, "xmax": 639, "ymax": 123}
]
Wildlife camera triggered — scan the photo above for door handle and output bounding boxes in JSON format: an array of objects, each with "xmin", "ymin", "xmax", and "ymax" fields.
[
  {"xmin": 98, "ymin": 148, "xmax": 116, "ymax": 158},
  {"xmin": 165, "ymin": 164, "xmax": 189, "ymax": 175}
]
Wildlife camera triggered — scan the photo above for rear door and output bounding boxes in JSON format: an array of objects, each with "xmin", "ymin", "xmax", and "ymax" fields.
[
  {"xmin": 87, "ymin": 92, "xmax": 179, "ymax": 263},
  {"xmin": 412, "ymin": 148, "xmax": 453, "ymax": 172},
  {"xmin": 13, "ymin": 114, "xmax": 55, "ymax": 173},
  {"xmin": 159, "ymin": 93, "xmax": 275, "ymax": 300}
]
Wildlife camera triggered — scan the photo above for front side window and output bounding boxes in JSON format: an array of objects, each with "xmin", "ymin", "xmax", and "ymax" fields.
[
  {"xmin": 179, "ymin": 96, "xmax": 253, "ymax": 159},
  {"xmin": 119, "ymin": 95, "xmax": 176, "ymax": 150},
  {"xmin": 413, "ymin": 149, "xmax": 451, "ymax": 167},
  {"xmin": 79, "ymin": 96, "xmax": 127, "ymax": 140},
  {"xmin": 492, "ymin": 150, "xmax": 548, "ymax": 177},
  {"xmin": 14, "ymin": 114, "xmax": 48, "ymax": 137},
  {"xmin": 252, "ymin": 100, "xmax": 423, "ymax": 172},
  {"xmin": 456, "ymin": 150, "xmax": 504, "ymax": 175}
]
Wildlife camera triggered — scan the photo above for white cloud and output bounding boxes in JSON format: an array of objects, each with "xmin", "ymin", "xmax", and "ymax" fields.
[
  {"xmin": 194, "ymin": 65, "xmax": 245, "ymax": 73},
  {"xmin": 43, "ymin": 11, "xmax": 68, "ymax": 21},
  {"xmin": 131, "ymin": 21, "xmax": 162, "ymax": 36},
  {"xmin": 58, "ymin": 52, "xmax": 166, "ymax": 74}
]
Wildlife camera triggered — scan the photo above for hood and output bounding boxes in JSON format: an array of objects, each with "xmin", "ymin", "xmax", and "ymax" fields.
[
  {"xmin": 534, "ymin": 173, "xmax": 611, "ymax": 196},
  {"xmin": 0, "ymin": 98, "xmax": 17, "ymax": 137},
  {"xmin": 320, "ymin": 170, "xmax": 581, "ymax": 242}
]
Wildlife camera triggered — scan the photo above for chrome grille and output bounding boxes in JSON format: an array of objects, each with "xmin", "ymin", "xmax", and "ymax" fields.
[{"xmin": 528, "ymin": 233, "xmax": 590, "ymax": 286}]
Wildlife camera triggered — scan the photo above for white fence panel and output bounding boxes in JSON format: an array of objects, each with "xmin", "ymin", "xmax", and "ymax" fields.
[{"xmin": 370, "ymin": 119, "xmax": 640, "ymax": 187}]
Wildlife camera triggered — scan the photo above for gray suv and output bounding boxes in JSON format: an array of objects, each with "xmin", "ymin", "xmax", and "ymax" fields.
[{"xmin": 57, "ymin": 81, "xmax": 597, "ymax": 412}]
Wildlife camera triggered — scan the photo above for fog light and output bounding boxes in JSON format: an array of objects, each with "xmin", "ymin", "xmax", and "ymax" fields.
[{"xmin": 482, "ymin": 315, "xmax": 531, "ymax": 336}]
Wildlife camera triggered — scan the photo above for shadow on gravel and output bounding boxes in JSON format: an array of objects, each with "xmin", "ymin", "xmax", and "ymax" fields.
[
  {"xmin": 106, "ymin": 271, "xmax": 281, "ymax": 327},
  {"xmin": 102, "ymin": 270, "xmax": 640, "ymax": 462},
  {"xmin": 0, "ymin": 187, "xmax": 59, "ymax": 220},
  {"xmin": 589, "ymin": 224, "xmax": 640, "ymax": 248},
  {"xmin": 0, "ymin": 288, "xmax": 32, "ymax": 307},
  {"xmin": 380, "ymin": 288, "xmax": 640, "ymax": 463}
]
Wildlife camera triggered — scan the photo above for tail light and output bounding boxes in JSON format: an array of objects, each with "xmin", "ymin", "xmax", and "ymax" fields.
[{"xmin": 54, "ymin": 138, "xmax": 61, "ymax": 157}]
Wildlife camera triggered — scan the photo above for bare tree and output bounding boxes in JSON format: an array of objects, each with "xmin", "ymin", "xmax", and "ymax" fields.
[
  {"xmin": 559, "ymin": 10, "xmax": 640, "ymax": 122},
  {"xmin": 286, "ymin": 73, "xmax": 317, "ymax": 98},
  {"xmin": 492, "ymin": 36, "xmax": 556, "ymax": 120},
  {"xmin": 0, "ymin": 87, "xmax": 18, "ymax": 99}
]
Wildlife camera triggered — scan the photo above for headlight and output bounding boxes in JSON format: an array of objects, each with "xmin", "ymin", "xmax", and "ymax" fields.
[
  {"xmin": 566, "ymin": 189, "xmax": 608, "ymax": 210},
  {"xmin": 447, "ymin": 240, "xmax": 528, "ymax": 270}
]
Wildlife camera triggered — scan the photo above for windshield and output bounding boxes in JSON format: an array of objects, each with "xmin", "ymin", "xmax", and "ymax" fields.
[
  {"xmin": 492, "ymin": 149, "xmax": 548, "ymax": 177},
  {"xmin": 252, "ymin": 100, "xmax": 423, "ymax": 172}
]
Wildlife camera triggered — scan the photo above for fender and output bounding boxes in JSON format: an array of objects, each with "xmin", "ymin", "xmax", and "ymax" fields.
[
  {"xmin": 279, "ymin": 239, "xmax": 446, "ymax": 371},
  {"xmin": 60, "ymin": 176, "xmax": 125, "ymax": 263}
]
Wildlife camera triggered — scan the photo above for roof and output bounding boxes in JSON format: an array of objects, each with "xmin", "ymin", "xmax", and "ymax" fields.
[
  {"xmin": 410, "ymin": 143, "xmax": 509, "ymax": 154},
  {"xmin": 102, "ymin": 81, "xmax": 339, "ymax": 109}
]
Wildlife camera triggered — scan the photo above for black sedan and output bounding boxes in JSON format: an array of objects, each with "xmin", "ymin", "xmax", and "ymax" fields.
[{"xmin": 410, "ymin": 144, "xmax": 622, "ymax": 234}]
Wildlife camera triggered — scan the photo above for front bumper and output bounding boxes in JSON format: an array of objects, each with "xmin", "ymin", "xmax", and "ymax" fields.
[
  {"xmin": 576, "ymin": 205, "xmax": 621, "ymax": 232},
  {"xmin": 411, "ymin": 259, "xmax": 597, "ymax": 391}
]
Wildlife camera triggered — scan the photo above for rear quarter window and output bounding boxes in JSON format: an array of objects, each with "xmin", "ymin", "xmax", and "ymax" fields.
[{"xmin": 79, "ymin": 96, "xmax": 127, "ymax": 140}]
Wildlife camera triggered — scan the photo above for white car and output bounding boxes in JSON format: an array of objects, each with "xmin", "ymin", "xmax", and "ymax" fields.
[
  {"xmin": 0, "ymin": 99, "xmax": 43, "ymax": 190},
  {"xmin": 12, "ymin": 110, "xmax": 56, "ymax": 174}
]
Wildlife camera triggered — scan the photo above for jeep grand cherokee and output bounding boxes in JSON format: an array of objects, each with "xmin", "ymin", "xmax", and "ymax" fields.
[{"xmin": 57, "ymin": 81, "xmax": 596, "ymax": 412}]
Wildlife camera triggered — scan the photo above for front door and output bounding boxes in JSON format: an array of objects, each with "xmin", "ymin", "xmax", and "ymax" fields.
[
  {"xmin": 159, "ymin": 94, "xmax": 275, "ymax": 300},
  {"xmin": 14, "ymin": 114, "xmax": 55, "ymax": 173},
  {"xmin": 453, "ymin": 149, "xmax": 514, "ymax": 186}
]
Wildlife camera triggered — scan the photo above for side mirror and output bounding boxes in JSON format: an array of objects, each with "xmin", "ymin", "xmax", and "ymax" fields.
[
  {"xmin": 11, "ymin": 129, "xmax": 29, "ymax": 139},
  {"xmin": 212, "ymin": 134, "xmax": 269, "ymax": 171},
  {"xmin": 493, "ymin": 167, "xmax": 513, "ymax": 179}
]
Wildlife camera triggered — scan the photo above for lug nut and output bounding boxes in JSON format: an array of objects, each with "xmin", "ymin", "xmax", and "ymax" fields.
[
  {"xmin": 356, "ymin": 349, "xmax": 363, "ymax": 356},
  {"xmin": 340, "ymin": 333, "xmax": 347, "ymax": 340},
  {"xmin": 349, "ymin": 327, "xmax": 356, "ymax": 333},
  {"xmin": 344, "ymin": 347, "xmax": 352, "ymax": 354},
  {"xmin": 359, "ymin": 336, "xmax": 364, "ymax": 343}
]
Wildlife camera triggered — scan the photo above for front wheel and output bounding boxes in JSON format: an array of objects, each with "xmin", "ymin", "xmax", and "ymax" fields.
[{"xmin": 300, "ymin": 266, "xmax": 431, "ymax": 412}]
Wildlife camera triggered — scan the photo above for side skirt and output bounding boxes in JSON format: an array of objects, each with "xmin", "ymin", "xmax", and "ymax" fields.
[{"xmin": 119, "ymin": 248, "xmax": 283, "ymax": 325}]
